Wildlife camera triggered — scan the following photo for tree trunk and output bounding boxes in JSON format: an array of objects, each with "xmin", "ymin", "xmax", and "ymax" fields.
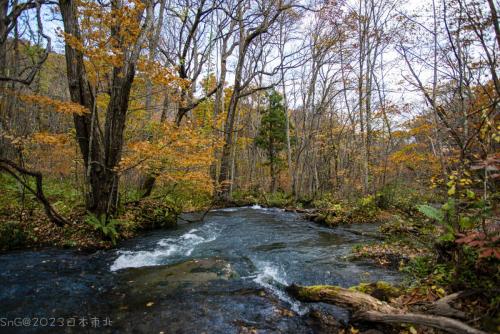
[
  {"xmin": 217, "ymin": 9, "xmax": 246, "ymax": 201},
  {"xmin": 278, "ymin": 16, "xmax": 294, "ymax": 195},
  {"xmin": 217, "ymin": 86, "xmax": 240, "ymax": 201}
]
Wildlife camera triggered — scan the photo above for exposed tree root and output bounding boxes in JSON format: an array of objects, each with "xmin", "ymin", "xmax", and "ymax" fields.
[{"xmin": 286, "ymin": 284, "xmax": 486, "ymax": 334}]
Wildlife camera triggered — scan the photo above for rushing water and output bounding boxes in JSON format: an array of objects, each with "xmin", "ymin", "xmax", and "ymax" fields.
[{"xmin": 0, "ymin": 206, "xmax": 402, "ymax": 333}]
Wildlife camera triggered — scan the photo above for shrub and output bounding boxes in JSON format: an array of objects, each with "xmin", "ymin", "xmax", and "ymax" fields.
[
  {"xmin": 348, "ymin": 194, "xmax": 379, "ymax": 223},
  {"xmin": 264, "ymin": 191, "xmax": 291, "ymax": 207},
  {"xmin": 136, "ymin": 197, "xmax": 179, "ymax": 229},
  {"xmin": 312, "ymin": 193, "xmax": 337, "ymax": 209},
  {"xmin": 375, "ymin": 182, "xmax": 438, "ymax": 213}
]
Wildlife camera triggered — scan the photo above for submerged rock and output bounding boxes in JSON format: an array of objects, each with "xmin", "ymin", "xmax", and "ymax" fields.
[{"xmin": 119, "ymin": 257, "xmax": 237, "ymax": 295}]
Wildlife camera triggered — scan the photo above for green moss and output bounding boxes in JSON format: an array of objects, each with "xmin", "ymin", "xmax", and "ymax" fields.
[
  {"xmin": 349, "ymin": 281, "xmax": 401, "ymax": 301},
  {"xmin": 294, "ymin": 285, "xmax": 340, "ymax": 301}
]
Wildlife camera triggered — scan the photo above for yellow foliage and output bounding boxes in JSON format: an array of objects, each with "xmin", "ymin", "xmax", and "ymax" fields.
[
  {"xmin": 118, "ymin": 121, "xmax": 220, "ymax": 193},
  {"xmin": 20, "ymin": 94, "xmax": 89, "ymax": 115},
  {"xmin": 137, "ymin": 59, "xmax": 190, "ymax": 90},
  {"xmin": 27, "ymin": 132, "xmax": 79, "ymax": 176},
  {"xmin": 32, "ymin": 132, "xmax": 70, "ymax": 146},
  {"xmin": 389, "ymin": 143, "xmax": 439, "ymax": 173}
]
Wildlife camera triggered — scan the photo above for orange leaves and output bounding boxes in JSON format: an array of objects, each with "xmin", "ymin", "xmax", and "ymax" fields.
[
  {"xmin": 60, "ymin": 0, "xmax": 148, "ymax": 84},
  {"xmin": 32, "ymin": 132, "xmax": 70, "ymax": 146},
  {"xmin": 136, "ymin": 59, "xmax": 189, "ymax": 90},
  {"xmin": 390, "ymin": 144, "xmax": 437, "ymax": 166},
  {"xmin": 409, "ymin": 123, "xmax": 432, "ymax": 137},
  {"xmin": 19, "ymin": 94, "xmax": 89, "ymax": 115},
  {"xmin": 118, "ymin": 121, "xmax": 218, "ymax": 193},
  {"xmin": 391, "ymin": 130, "xmax": 408, "ymax": 139},
  {"xmin": 27, "ymin": 132, "xmax": 79, "ymax": 176}
]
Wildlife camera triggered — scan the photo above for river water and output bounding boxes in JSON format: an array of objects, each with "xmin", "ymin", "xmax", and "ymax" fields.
[{"xmin": 0, "ymin": 205, "xmax": 402, "ymax": 333}]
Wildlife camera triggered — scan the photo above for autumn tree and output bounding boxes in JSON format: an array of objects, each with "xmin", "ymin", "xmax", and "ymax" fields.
[
  {"xmin": 0, "ymin": 0, "xmax": 72, "ymax": 225},
  {"xmin": 0, "ymin": 0, "xmax": 52, "ymax": 158},
  {"xmin": 59, "ymin": 0, "xmax": 153, "ymax": 217}
]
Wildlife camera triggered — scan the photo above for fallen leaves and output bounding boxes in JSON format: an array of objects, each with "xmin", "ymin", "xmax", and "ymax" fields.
[{"xmin": 352, "ymin": 241, "xmax": 429, "ymax": 268}]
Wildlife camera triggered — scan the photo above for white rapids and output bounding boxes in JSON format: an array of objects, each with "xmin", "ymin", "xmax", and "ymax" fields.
[{"xmin": 110, "ymin": 223, "xmax": 222, "ymax": 271}]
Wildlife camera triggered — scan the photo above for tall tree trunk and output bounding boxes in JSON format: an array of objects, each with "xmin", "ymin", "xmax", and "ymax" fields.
[
  {"xmin": 209, "ymin": 35, "xmax": 229, "ymax": 185},
  {"xmin": 217, "ymin": 80, "xmax": 241, "ymax": 201},
  {"xmin": 144, "ymin": 0, "xmax": 166, "ymax": 116},
  {"xmin": 217, "ymin": 6, "xmax": 246, "ymax": 201},
  {"xmin": 279, "ymin": 16, "xmax": 294, "ymax": 195}
]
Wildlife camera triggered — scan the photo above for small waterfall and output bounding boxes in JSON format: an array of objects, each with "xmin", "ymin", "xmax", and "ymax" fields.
[{"xmin": 252, "ymin": 261, "xmax": 307, "ymax": 315}]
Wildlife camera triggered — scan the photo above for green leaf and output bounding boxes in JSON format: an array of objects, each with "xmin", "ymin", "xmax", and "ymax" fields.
[
  {"xmin": 439, "ymin": 232, "xmax": 455, "ymax": 242},
  {"xmin": 447, "ymin": 185, "xmax": 456, "ymax": 196},
  {"xmin": 459, "ymin": 216, "xmax": 475, "ymax": 229},
  {"xmin": 466, "ymin": 189, "xmax": 475, "ymax": 199},
  {"xmin": 442, "ymin": 198, "xmax": 456, "ymax": 213},
  {"xmin": 417, "ymin": 204, "xmax": 444, "ymax": 222}
]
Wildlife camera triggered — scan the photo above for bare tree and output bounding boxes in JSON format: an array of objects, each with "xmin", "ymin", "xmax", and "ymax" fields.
[{"xmin": 217, "ymin": 0, "xmax": 294, "ymax": 201}]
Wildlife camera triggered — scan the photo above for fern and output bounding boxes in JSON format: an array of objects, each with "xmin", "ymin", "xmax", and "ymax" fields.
[
  {"xmin": 417, "ymin": 204, "xmax": 455, "ymax": 241},
  {"xmin": 85, "ymin": 213, "xmax": 120, "ymax": 245},
  {"xmin": 417, "ymin": 204, "xmax": 444, "ymax": 222}
]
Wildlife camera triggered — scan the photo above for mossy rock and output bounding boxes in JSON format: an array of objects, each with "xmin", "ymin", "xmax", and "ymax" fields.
[
  {"xmin": 349, "ymin": 281, "xmax": 401, "ymax": 301},
  {"xmin": 0, "ymin": 221, "xmax": 27, "ymax": 251}
]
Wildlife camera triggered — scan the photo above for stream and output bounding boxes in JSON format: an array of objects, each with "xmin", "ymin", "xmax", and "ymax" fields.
[{"xmin": 0, "ymin": 206, "xmax": 403, "ymax": 333}]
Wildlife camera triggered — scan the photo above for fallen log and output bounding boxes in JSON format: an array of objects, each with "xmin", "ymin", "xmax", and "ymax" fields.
[{"xmin": 286, "ymin": 284, "xmax": 486, "ymax": 334}]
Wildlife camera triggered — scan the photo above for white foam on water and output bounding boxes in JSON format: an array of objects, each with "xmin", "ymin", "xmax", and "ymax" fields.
[
  {"xmin": 110, "ymin": 223, "xmax": 222, "ymax": 271},
  {"xmin": 211, "ymin": 207, "xmax": 239, "ymax": 212},
  {"xmin": 253, "ymin": 261, "xmax": 307, "ymax": 315},
  {"xmin": 249, "ymin": 205, "xmax": 285, "ymax": 213},
  {"xmin": 212, "ymin": 205, "xmax": 284, "ymax": 213}
]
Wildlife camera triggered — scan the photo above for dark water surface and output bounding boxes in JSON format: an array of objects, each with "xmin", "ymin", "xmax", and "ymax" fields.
[{"xmin": 0, "ymin": 206, "xmax": 402, "ymax": 333}]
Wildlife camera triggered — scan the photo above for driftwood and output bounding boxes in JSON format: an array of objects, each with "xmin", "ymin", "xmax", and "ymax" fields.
[
  {"xmin": 286, "ymin": 284, "xmax": 486, "ymax": 334},
  {"xmin": 0, "ymin": 158, "xmax": 67, "ymax": 226},
  {"xmin": 424, "ymin": 291, "xmax": 467, "ymax": 319}
]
